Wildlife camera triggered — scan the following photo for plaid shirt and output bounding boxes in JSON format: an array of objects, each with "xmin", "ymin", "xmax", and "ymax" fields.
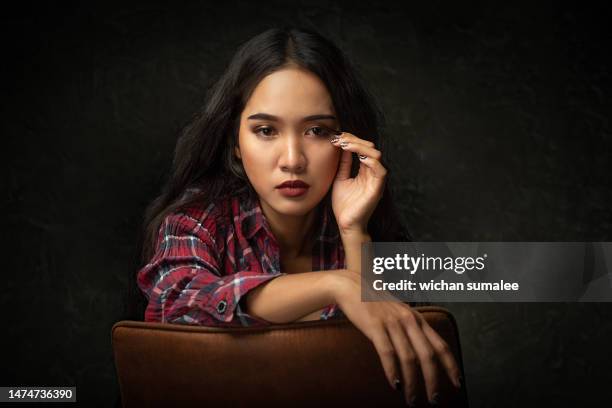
[{"xmin": 137, "ymin": 188, "xmax": 346, "ymax": 327}]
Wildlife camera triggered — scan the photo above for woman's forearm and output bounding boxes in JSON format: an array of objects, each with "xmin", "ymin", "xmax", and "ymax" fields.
[
  {"xmin": 242, "ymin": 229, "xmax": 371, "ymax": 324},
  {"xmin": 242, "ymin": 270, "xmax": 341, "ymax": 323}
]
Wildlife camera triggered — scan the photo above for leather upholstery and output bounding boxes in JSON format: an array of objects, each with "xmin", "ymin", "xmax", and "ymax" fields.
[{"xmin": 112, "ymin": 305, "xmax": 469, "ymax": 407}]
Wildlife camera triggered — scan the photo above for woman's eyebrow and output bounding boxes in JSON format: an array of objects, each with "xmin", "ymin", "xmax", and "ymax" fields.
[{"xmin": 247, "ymin": 113, "xmax": 337, "ymax": 122}]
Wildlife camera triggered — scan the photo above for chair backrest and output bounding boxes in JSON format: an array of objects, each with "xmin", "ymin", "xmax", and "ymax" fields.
[{"xmin": 112, "ymin": 305, "xmax": 469, "ymax": 407}]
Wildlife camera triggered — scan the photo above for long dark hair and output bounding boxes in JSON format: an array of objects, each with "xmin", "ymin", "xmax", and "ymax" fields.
[{"xmin": 126, "ymin": 26, "xmax": 413, "ymax": 319}]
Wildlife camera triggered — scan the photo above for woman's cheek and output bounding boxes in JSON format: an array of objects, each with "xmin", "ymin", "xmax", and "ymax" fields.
[
  {"xmin": 312, "ymin": 154, "xmax": 339, "ymax": 190},
  {"xmin": 241, "ymin": 154, "xmax": 266, "ymax": 187},
  {"xmin": 322, "ymin": 148, "xmax": 341, "ymax": 175}
]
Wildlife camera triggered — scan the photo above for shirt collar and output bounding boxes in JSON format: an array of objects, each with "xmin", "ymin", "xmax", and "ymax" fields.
[
  {"xmin": 238, "ymin": 192, "xmax": 267, "ymax": 240},
  {"xmin": 239, "ymin": 191, "xmax": 339, "ymax": 243}
]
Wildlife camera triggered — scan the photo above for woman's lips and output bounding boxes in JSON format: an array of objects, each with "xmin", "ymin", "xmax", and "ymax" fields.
[{"xmin": 277, "ymin": 186, "xmax": 309, "ymax": 197}]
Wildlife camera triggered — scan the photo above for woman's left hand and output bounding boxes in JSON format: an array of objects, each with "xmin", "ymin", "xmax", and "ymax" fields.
[{"xmin": 330, "ymin": 132, "xmax": 387, "ymax": 235}]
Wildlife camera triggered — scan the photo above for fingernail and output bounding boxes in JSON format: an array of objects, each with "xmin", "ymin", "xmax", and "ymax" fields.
[
  {"xmin": 340, "ymin": 141, "xmax": 349, "ymax": 148},
  {"xmin": 430, "ymin": 392, "xmax": 439, "ymax": 406},
  {"xmin": 358, "ymin": 154, "xmax": 367, "ymax": 160},
  {"xmin": 330, "ymin": 135, "xmax": 340, "ymax": 144},
  {"xmin": 393, "ymin": 378, "xmax": 401, "ymax": 391}
]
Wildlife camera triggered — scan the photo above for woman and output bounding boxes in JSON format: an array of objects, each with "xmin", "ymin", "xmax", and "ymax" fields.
[{"xmin": 134, "ymin": 26, "xmax": 461, "ymax": 406}]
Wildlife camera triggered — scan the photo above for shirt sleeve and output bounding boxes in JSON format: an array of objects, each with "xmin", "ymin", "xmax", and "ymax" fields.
[
  {"xmin": 320, "ymin": 303, "xmax": 345, "ymax": 320},
  {"xmin": 137, "ymin": 211, "xmax": 286, "ymax": 327}
]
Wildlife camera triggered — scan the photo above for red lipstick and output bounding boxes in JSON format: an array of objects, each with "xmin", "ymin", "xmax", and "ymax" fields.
[
  {"xmin": 276, "ymin": 180, "xmax": 310, "ymax": 197},
  {"xmin": 276, "ymin": 180, "xmax": 310, "ymax": 188}
]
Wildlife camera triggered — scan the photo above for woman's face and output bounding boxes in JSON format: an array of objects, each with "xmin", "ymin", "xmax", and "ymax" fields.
[{"xmin": 236, "ymin": 67, "xmax": 341, "ymax": 217}]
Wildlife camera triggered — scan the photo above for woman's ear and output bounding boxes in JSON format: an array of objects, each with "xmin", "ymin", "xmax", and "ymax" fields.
[{"xmin": 234, "ymin": 146, "xmax": 241, "ymax": 160}]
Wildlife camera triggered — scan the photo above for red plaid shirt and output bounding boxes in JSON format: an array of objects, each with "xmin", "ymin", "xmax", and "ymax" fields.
[{"xmin": 137, "ymin": 188, "xmax": 346, "ymax": 327}]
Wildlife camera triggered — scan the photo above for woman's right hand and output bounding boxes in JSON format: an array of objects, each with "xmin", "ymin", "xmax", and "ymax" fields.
[{"xmin": 328, "ymin": 270, "xmax": 462, "ymax": 406}]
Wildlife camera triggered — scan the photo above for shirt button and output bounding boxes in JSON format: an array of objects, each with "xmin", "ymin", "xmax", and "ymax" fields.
[{"xmin": 216, "ymin": 300, "xmax": 227, "ymax": 314}]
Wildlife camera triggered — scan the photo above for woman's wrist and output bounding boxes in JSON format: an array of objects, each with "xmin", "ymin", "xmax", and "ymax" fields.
[
  {"xmin": 339, "ymin": 226, "xmax": 369, "ymax": 240},
  {"xmin": 324, "ymin": 269, "xmax": 360, "ymax": 304},
  {"xmin": 341, "ymin": 230, "xmax": 372, "ymax": 273},
  {"xmin": 340, "ymin": 230, "xmax": 370, "ymax": 240}
]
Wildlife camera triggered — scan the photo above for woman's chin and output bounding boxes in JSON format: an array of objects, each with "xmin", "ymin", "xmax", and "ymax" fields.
[{"xmin": 269, "ymin": 199, "xmax": 319, "ymax": 216}]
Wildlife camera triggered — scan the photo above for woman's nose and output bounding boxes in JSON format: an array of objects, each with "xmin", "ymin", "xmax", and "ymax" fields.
[{"xmin": 279, "ymin": 136, "xmax": 307, "ymax": 172}]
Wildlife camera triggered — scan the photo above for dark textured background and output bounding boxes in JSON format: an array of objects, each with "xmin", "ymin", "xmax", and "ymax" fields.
[{"xmin": 3, "ymin": 1, "xmax": 611, "ymax": 407}]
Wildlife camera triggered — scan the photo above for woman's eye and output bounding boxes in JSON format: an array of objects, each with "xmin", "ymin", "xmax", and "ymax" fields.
[
  {"xmin": 254, "ymin": 127, "xmax": 275, "ymax": 137},
  {"xmin": 308, "ymin": 126, "xmax": 332, "ymax": 137}
]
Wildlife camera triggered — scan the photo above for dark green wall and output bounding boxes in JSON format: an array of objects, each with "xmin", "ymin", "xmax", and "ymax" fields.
[{"xmin": 3, "ymin": 1, "xmax": 611, "ymax": 407}]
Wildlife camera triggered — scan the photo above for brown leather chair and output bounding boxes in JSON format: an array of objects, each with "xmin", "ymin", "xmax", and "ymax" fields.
[{"xmin": 111, "ymin": 305, "xmax": 469, "ymax": 407}]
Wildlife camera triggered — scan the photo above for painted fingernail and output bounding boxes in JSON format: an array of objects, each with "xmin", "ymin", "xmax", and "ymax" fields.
[
  {"xmin": 340, "ymin": 141, "xmax": 349, "ymax": 148},
  {"xmin": 330, "ymin": 135, "xmax": 340, "ymax": 144},
  {"xmin": 358, "ymin": 154, "xmax": 367, "ymax": 160}
]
